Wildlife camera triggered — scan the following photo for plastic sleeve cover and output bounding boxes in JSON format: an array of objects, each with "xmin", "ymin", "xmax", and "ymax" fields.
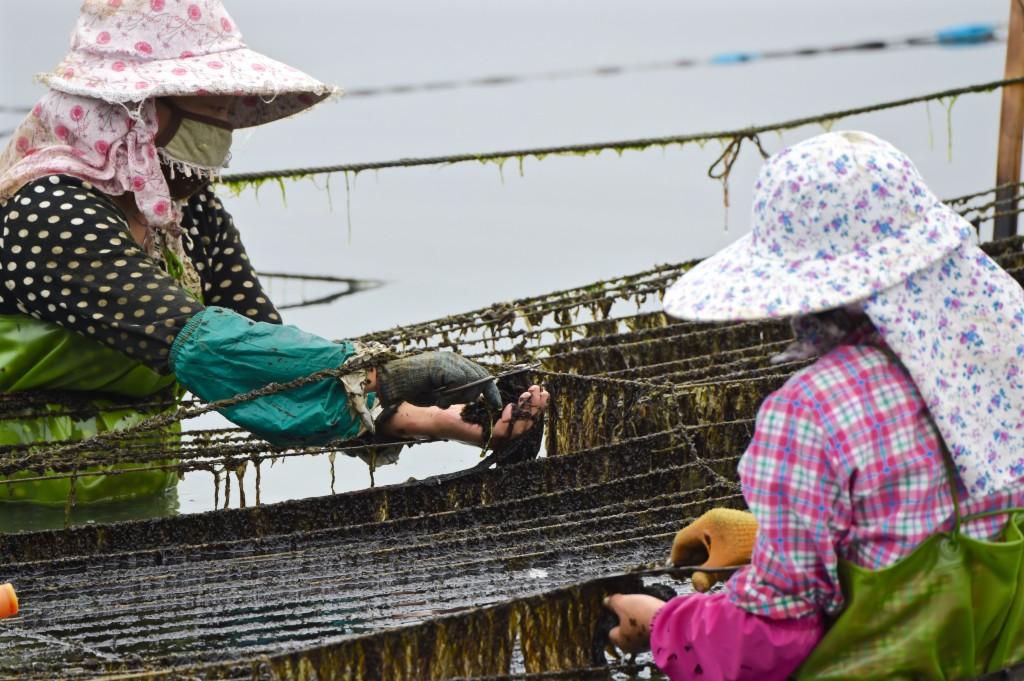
[{"xmin": 170, "ymin": 306, "xmax": 361, "ymax": 446}]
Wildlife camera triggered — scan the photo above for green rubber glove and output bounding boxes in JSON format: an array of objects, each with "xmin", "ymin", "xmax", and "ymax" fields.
[{"xmin": 377, "ymin": 353, "xmax": 502, "ymax": 410}]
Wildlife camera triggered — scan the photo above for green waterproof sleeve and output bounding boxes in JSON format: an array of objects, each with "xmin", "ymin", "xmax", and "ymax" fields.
[{"xmin": 169, "ymin": 306, "xmax": 363, "ymax": 446}]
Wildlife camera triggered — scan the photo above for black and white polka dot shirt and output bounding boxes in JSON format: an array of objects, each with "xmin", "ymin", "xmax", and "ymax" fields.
[{"xmin": 0, "ymin": 174, "xmax": 280, "ymax": 372}]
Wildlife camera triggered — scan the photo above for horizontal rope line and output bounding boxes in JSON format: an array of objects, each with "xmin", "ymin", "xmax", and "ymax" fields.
[
  {"xmin": 220, "ymin": 76, "xmax": 1024, "ymax": 184},
  {"xmin": 20, "ymin": 564, "xmax": 731, "ymax": 680},
  {"xmin": 256, "ymin": 271, "xmax": 384, "ymax": 310},
  {"xmin": 1, "ymin": 233, "xmax": 1018, "ymax": 488},
  {"xmin": 0, "ymin": 443, "xmax": 419, "ymax": 483},
  {"xmin": 943, "ymin": 180, "xmax": 1024, "ymax": 205},
  {"xmin": 343, "ymin": 24, "xmax": 1001, "ymax": 99},
  {"xmin": 5, "ymin": 238, "xmax": 1019, "ymax": 477},
  {"xmin": 0, "ymin": 23, "xmax": 1001, "ymax": 134}
]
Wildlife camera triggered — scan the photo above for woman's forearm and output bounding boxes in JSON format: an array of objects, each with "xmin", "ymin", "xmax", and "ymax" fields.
[
  {"xmin": 378, "ymin": 385, "xmax": 548, "ymax": 445},
  {"xmin": 170, "ymin": 306, "xmax": 366, "ymax": 446},
  {"xmin": 378, "ymin": 403, "xmax": 483, "ymax": 444}
]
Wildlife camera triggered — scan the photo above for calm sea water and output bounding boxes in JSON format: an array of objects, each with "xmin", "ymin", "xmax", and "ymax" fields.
[{"xmin": 0, "ymin": 0, "xmax": 1011, "ymax": 530}]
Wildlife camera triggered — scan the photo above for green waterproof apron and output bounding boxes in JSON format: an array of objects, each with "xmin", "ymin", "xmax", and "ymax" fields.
[
  {"xmin": 795, "ymin": 448, "xmax": 1024, "ymax": 680},
  {"xmin": 0, "ymin": 314, "xmax": 180, "ymax": 505}
]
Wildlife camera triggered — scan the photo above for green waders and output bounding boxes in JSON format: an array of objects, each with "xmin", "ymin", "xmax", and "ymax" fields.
[
  {"xmin": 795, "ymin": 451, "xmax": 1024, "ymax": 680},
  {"xmin": 0, "ymin": 314, "xmax": 179, "ymax": 506}
]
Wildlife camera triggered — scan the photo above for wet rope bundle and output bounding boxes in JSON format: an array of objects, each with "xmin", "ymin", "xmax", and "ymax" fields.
[
  {"xmin": 2, "ymin": 231, "xmax": 1023, "ymax": 498},
  {"xmin": 1, "ymin": 236, "xmax": 1023, "ymax": 679},
  {"xmin": 1, "ymin": 50, "xmax": 1023, "ymax": 681},
  {"xmin": 0, "ymin": 424, "xmax": 748, "ymax": 679}
]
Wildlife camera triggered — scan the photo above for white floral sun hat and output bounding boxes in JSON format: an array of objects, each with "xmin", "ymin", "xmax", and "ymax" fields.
[
  {"xmin": 36, "ymin": 0, "xmax": 338, "ymax": 128},
  {"xmin": 662, "ymin": 130, "xmax": 973, "ymax": 321},
  {"xmin": 665, "ymin": 130, "xmax": 1024, "ymax": 500}
]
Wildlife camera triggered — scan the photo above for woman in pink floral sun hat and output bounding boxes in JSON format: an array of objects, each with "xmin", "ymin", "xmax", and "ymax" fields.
[
  {"xmin": 0, "ymin": 0, "xmax": 546, "ymax": 507},
  {"xmin": 603, "ymin": 131, "xmax": 1024, "ymax": 680}
]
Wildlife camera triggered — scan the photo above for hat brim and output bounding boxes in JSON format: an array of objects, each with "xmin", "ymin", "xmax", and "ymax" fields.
[
  {"xmin": 663, "ymin": 201, "xmax": 974, "ymax": 322},
  {"xmin": 38, "ymin": 47, "xmax": 339, "ymax": 128}
]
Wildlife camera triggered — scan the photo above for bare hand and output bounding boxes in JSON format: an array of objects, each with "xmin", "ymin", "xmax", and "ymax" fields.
[
  {"xmin": 490, "ymin": 385, "xmax": 549, "ymax": 444},
  {"xmin": 602, "ymin": 593, "xmax": 665, "ymax": 654}
]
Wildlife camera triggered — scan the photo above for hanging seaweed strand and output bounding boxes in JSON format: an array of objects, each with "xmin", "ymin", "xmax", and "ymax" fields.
[{"xmin": 219, "ymin": 76, "xmax": 1024, "ymax": 192}]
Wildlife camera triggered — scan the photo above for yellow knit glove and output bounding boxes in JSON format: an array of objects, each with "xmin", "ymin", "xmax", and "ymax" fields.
[{"xmin": 669, "ymin": 508, "xmax": 758, "ymax": 592}]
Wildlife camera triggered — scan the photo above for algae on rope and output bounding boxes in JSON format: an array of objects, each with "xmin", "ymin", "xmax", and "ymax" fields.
[
  {"xmin": 216, "ymin": 77, "xmax": 1024, "ymax": 201},
  {"xmin": 4, "ymin": 242, "xmax": 1021, "ymax": 511},
  {"xmin": 328, "ymin": 451, "xmax": 337, "ymax": 494},
  {"xmin": 344, "ymin": 170, "xmax": 354, "ymax": 244},
  {"xmin": 926, "ymin": 99, "xmax": 935, "ymax": 151},
  {"xmin": 235, "ymin": 460, "xmax": 248, "ymax": 508},
  {"xmin": 478, "ymin": 155, "xmax": 509, "ymax": 184},
  {"xmin": 941, "ymin": 95, "xmax": 959, "ymax": 161}
]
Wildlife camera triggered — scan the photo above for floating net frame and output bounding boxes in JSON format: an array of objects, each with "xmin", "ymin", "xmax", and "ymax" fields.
[{"xmin": 1, "ymin": 211, "xmax": 1024, "ymax": 679}]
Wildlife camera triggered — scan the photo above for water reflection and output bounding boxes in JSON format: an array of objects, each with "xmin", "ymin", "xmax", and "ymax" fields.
[{"xmin": 0, "ymin": 487, "xmax": 179, "ymax": 534}]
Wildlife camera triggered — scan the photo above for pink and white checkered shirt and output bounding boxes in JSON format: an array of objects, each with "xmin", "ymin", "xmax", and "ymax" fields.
[{"xmin": 726, "ymin": 331, "xmax": 1024, "ymax": 620}]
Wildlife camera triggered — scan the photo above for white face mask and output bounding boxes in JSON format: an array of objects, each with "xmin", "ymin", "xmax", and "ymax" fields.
[{"xmin": 155, "ymin": 100, "xmax": 233, "ymax": 169}]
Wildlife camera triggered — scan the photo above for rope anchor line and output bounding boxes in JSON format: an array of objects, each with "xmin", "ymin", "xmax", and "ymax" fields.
[
  {"xmin": 337, "ymin": 23, "xmax": 1001, "ymax": 100},
  {"xmin": 4, "ymin": 217, "xmax": 1023, "ymax": 482},
  {"xmin": 707, "ymin": 133, "xmax": 773, "ymax": 227},
  {"xmin": 0, "ymin": 22, "xmax": 1003, "ymax": 127}
]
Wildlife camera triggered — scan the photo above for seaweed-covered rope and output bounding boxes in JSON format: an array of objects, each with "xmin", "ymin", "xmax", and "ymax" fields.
[
  {"xmin": 0, "ymin": 363, "xmax": 737, "ymax": 478},
  {"xmin": 11, "ymin": 565, "xmax": 736, "ymax": 680},
  {"xmin": 944, "ymin": 181, "xmax": 1024, "ymax": 206},
  {"xmin": 974, "ymin": 207, "xmax": 1024, "ymax": 223},
  {"xmin": 3, "ymin": 353, "xmax": 399, "ymax": 464},
  {"xmin": 956, "ymin": 192, "xmax": 1023, "ymax": 218},
  {"xmin": 363, "ymin": 204, "xmax": 1022, "ymax": 357},
  {"xmin": 1, "ymin": 249, "xmax": 1014, "ymax": 427},
  {"xmin": 358, "ymin": 263, "xmax": 683, "ymax": 346},
  {"xmin": 3, "ymin": 235, "xmax": 1020, "ymax": 487},
  {"xmin": 221, "ymin": 76, "xmax": 1024, "ymax": 186},
  {"xmin": 0, "ymin": 362, "xmax": 759, "ymax": 482},
  {"xmin": 0, "ymin": 435, "xmax": 420, "ymax": 479}
]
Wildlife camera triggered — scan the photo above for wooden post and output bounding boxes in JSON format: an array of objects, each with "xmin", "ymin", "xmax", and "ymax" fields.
[{"xmin": 995, "ymin": 0, "xmax": 1024, "ymax": 239}]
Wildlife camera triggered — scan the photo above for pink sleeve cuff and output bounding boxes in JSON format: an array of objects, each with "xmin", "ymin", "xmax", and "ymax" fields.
[{"xmin": 650, "ymin": 592, "xmax": 824, "ymax": 681}]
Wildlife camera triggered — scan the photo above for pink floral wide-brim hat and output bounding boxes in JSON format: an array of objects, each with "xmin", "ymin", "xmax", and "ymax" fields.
[
  {"xmin": 662, "ymin": 131, "xmax": 974, "ymax": 321},
  {"xmin": 36, "ymin": 0, "xmax": 339, "ymax": 128}
]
